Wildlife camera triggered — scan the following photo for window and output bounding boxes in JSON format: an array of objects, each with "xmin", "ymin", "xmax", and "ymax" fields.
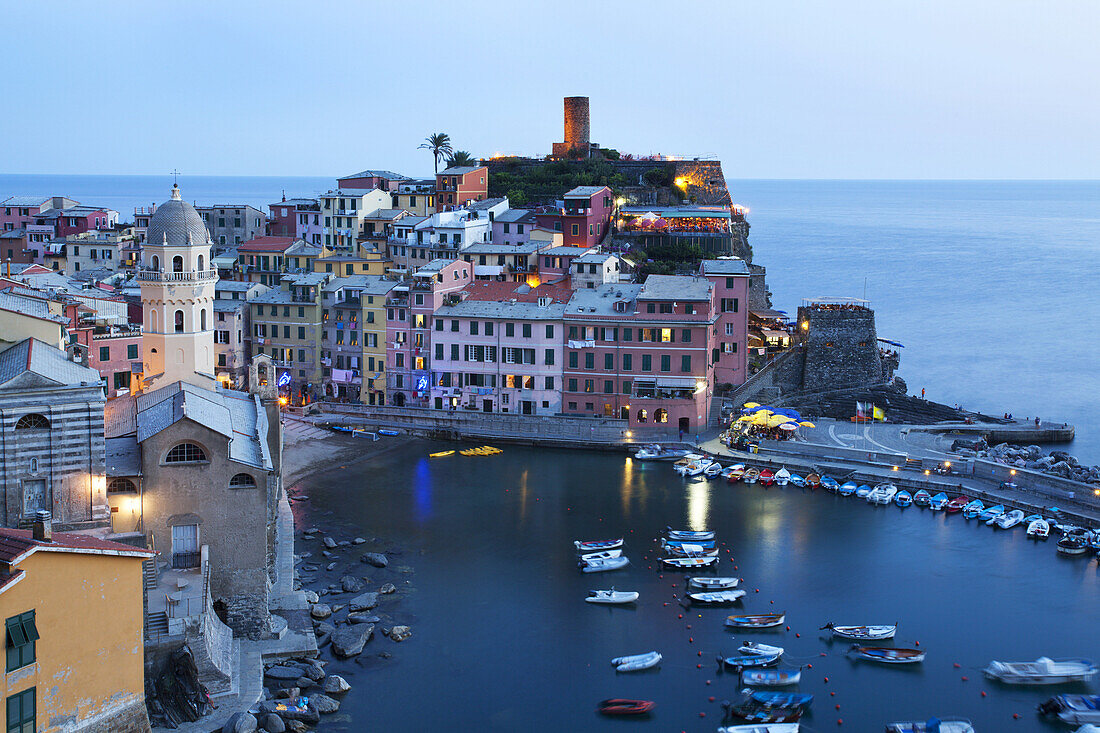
[
  {"xmin": 127, "ymin": 343, "xmax": 139, "ymax": 360},
  {"xmin": 435, "ymin": 319, "xmax": 443, "ymax": 331},
  {"xmin": 641, "ymin": 354, "xmax": 652, "ymax": 371},
  {"xmin": 659, "ymin": 303, "xmax": 673, "ymax": 314},
  {"xmin": 107, "ymin": 478, "xmax": 136, "ymax": 494},
  {"xmin": 545, "ymin": 324, "xmax": 554, "ymax": 338},
  {"xmin": 6, "ymin": 612, "xmax": 38, "ymax": 672},
  {"xmin": 450, "ymin": 344, "xmax": 459, "ymax": 360},
  {"xmin": 604, "ymin": 353, "xmax": 613, "ymax": 370},
  {"xmin": 568, "ymin": 352, "xmax": 578, "ymax": 368},
  {"xmin": 646, "ymin": 303, "xmax": 655, "ymax": 313},
  {"xmin": 622, "ymin": 354, "xmax": 632, "ymax": 371},
  {"xmin": 685, "ymin": 303, "xmax": 695, "ymax": 314},
  {"xmin": 721, "ymin": 298, "xmax": 739, "ymax": 313},
  {"xmin": 584, "ymin": 379, "xmax": 594, "ymax": 393},
  {"xmin": 470, "ymin": 322, "xmax": 479, "ymax": 335},
  {"xmin": 660, "ymin": 328, "xmax": 673, "ymax": 343},
  {"xmin": 485, "ymin": 322, "xmax": 494, "ymax": 336},
  {"xmin": 682, "ymin": 329, "xmax": 692, "ymax": 343},
  {"xmin": 98, "ymin": 346, "xmax": 110, "ymax": 362},
  {"xmin": 545, "ymin": 377, "xmax": 554, "ymax": 390},
  {"xmin": 522, "ymin": 323, "xmax": 531, "ymax": 338},
  {"xmin": 568, "ymin": 378, "xmax": 577, "ymax": 392},
  {"xmin": 661, "ymin": 355, "xmax": 671, "ymax": 372},
  {"xmin": 681, "ymin": 355, "xmax": 692, "ymax": 372},
  {"xmin": 505, "ymin": 322, "xmax": 514, "ymax": 337},
  {"xmin": 637, "ymin": 409, "xmax": 648, "ymax": 423},
  {"xmin": 6, "ymin": 687, "xmax": 34, "ymax": 733},
  {"xmin": 544, "ymin": 349, "xmax": 554, "ymax": 365},
  {"xmin": 571, "ymin": 224, "xmax": 579, "ymax": 236},
  {"xmin": 435, "ymin": 343, "xmax": 444, "ymax": 360},
  {"xmin": 164, "ymin": 443, "xmax": 207, "ymax": 463},
  {"xmin": 623, "ymin": 328, "xmax": 632, "ymax": 342},
  {"xmin": 229, "ymin": 473, "xmax": 256, "ymax": 488},
  {"xmin": 174, "ymin": 310, "xmax": 184, "ymax": 333},
  {"xmin": 298, "ymin": 327, "xmax": 306, "ymax": 340},
  {"xmin": 603, "ymin": 380, "xmax": 614, "ymax": 394},
  {"xmin": 584, "ymin": 353, "xmax": 594, "ymax": 369},
  {"xmin": 622, "ymin": 380, "xmax": 632, "ymax": 394},
  {"xmin": 14, "ymin": 414, "xmax": 49, "ymax": 430}
]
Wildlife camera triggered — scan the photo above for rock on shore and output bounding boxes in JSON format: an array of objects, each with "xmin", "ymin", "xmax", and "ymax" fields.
[{"xmin": 331, "ymin": 624, "xmax": 373, "ymax": 658}]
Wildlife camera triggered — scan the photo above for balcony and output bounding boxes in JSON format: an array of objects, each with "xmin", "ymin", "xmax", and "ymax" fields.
[{"xmin": 137, "ymin": 269, "xmax": 218, "ymax": 283}]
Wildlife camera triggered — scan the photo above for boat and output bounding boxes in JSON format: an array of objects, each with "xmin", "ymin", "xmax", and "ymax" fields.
[
  {"xmin": 742, "ymin": 668, "xmax": 802, "ymax": 686},
  {"xmin": 725, "ymin": 613, "xmax": 786, "ymax": 628},
  {"xmin": 725, "ymin": 703, "xmax": 804, "ymax": 725},
  {"xmin": 946, "ymin": 495, "xmax": 970, "ymax": 513},
  {"xmin": 611, "ymin": 651, "xmax": 662, "ymax": 672},
  {"xmin": 663, "ymin": 536, "xmax": 716, "ymax": 549},
  {"xmin": 1023, "ymin": 513, "xmax": 1044, "ymax": 524},
  {"xmin": 984, "ymin": 657, "xmax": 1098, "ymax": 684},
  {"xmin": 634, "ymin": 444, "xmax": 691, "ymax": 461},
  {"xmin": 704, "ymin": 461, "xmax": 725, "ymax": 479},
  {"xmin": 1027, "ymin": 518, "xmax": 1051, "ymax": 539},
  {"xmin": 743, "ymin": 468, "xmax": 761, "ymax": 484},
  {"xmin": 867, "ymin": 483, "xmax": 898, "ymax": 505},
  {"xmin": 759, "ymin": 469, "xmax": 776, "ymax": 486},
  {"xmin": 459, "ymin": 445, "xmax": 503, "ymax": 456},
  {"xmin": 672, "ymin": 454, "xmax": 705, "ymax": 474},
  {"xmin": 677, "ymin": 458, "xmax": 714, "ymax": 477},
  {"xmin": 774, "ymin": 468, "xmax": 791, "ymax": 486},
  {"xmin": 661, "ymin": 555, "xmax": 719, "ymax": 568},
  {"xmin": 913, "ymin": 490, "xmax": 932, "ymax": 507},
  {"xmin": 579, "ymin": 557, "xmax": 630, "ymax": 573},
  {"xmin": 574, "ymin": 538, "xmax": 623, "ymax": 552},
  {"xmin": 331, "ymin": 425, "xmax": 356, "ymax": 434},
  {"xmin": 1038, "ymin": 694, "xmax": 1100, "ymax": 724},
  {"xmin": 597, "ymin": 699, "xmax": 654, "ymax": 716},
  {"xmin": 839, "ymin": 481, "xmax": 857, "ymax": 496},
  {"xmin": 789, "ymin": 473, "xmax": 805, "ymax": 487},
  {"xmin": 689, "ymin": 576, "xmax": 739, "ymax": 590},
  {"xmin": 377, "ymin": 428, "xmax": 400, "ymax": 436},
  {"xmin": 717, "ymin": 725, "xmax": 800, "ymax": 733},
  {"xmin": 428, "ymin": 450, "xmax": 454, "ymax": 458},
  {"xmin": 663, "ymin": 544, "xmax": 719, "ymax": 558},
  {"xmin": 688, "ymin": 589, "xmax": 746, "ymax": 604},
  {"xmin": 739, "ymin": 641, "xmax": 785, "ymax": 656},
  {"xmin": 805, "ymin": 473, "xmax": 822, "ymax": 489},
  {"xmin": 580, "ymin": 549, "xmax": 622, "ymax": 562},
  {"xmin": 667, "ymin": 528, "xmax": 716, "ymax": 542},
  {"xmin": 585, "ymin": 589, "xmax": 638, "ymax": 604},
  {"xmin": 850, "ymin": 645, "xmax": 925, "ymax": 664},
  {"xmin": 994, "ymin": 509, "xmax": 1025, "ymax": 529},
  {"xmin": 978, "ymin": 504, "xmax": 1005, "ymax": 522},
  {"xmin": 962, "ymin": 499, "xmax": 985, "ymax": 518},
  {"xmin": 895, "ymin": 490, "xmax": 913, "ymax": 508},
  {"xmin": 1057, "ymin": 536, "xmax": 1090, "ymax": 556},
  {"xmin": 725, "ymin": 464, "xmax": 747, "ymax": 482},
  {"xmin": 820, "ymin": 622, "xmax": 897, "ymax": 640},
  {"xmin": 719, "ymin": 652, "xmax": 781, "ymax": 669},
  {"xmin": 929, "ymin": 492, "xmax": 949, "ymax": 510},
  {"xmin": 856, "ymin": 484, "xmax": 872, "ymax": 499},
  {"xmin": 820, "ymin": 476, "xmax": 838, "ymax": 492},
  {"xmin": 885, "ymin": 718, "xmax": 975, "ymax": 733}
]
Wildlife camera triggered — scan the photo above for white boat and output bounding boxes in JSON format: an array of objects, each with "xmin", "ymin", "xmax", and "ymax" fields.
[
  {"xmin": 1027, "ymin": 518, "xmax": 1051, "ymax": 539},
  {"xmin": 611, "ymin": 650, "xmax": 661, "ymax": 672},
  {"xmin": 634, "ymin": 444, "xmax": 691, "ymax": 461},
  {"xmin": 856, "ymin": 484, "xmax": 873, "ymax": 499},
  {"xmin": 994, "ymin": 509, "xmax": 1025, "ymax": 529},
  {"xmin": 689, "ymin": 576, "xmax": 739, "ymax": 590},
  {"xmin": 1075, "ymin": 725, "xmax": 1100, "ymax": 733},
  {"xmin": 821, "ymin": 622, "xmax": 897, "ymax": 640},
  {"xmin": 774, "ymin": 468, "xmax": 791, "ymax": 486},
  {"xmin": 688, "ymin": 590, "xmax": 746, "ymax": 604},
  {"xmin": 717, "ymin": 725, "xmax": 800, "ymax": 733},
  {"xmin": 984, "ymin": 657, "xmax": 1098, "ymax": 684},
  {"xmin": 585, "ymin": 589, "xmax": 638, "ymax": 604},
  {"xmin": 580, "ymin": 556, "xmax": 629, "ymax": 573},
  {"xmin": 885, "ymin": 718, "xmax": 975, "ymax": 733},
  {"xmin": 1039, "ymin": 694, "xmax": 1100, "ymax": 725},
  {"xmin": 667, "ymin": 528, "xmax": 715, "ymax": 541},
  {"xmin": 741, "ymin": 668, "xmax": 802, "ymax": 686},
  {"xmin": 672, "ymin": 454, "xmax": 705, "ymax": 474},
  {"xmin": 661, "ymin": 555, "xmax": 718, "ymax": 568},
  {"xmin": 867, "ymin": 483, "xmax": 898, "ymax": 505},
  {"xmin": 719, "ymin": 465, "xmax": 742, "ymax": 480},
  {"xmin": 662, "ymin": 542, "xmax": 719, "ymax": 558},
  {"xmin": 789, "ymin": 473, "xmax": 805, "ymax": 487},
  {"xmin": 739, "ymin": 641, "xmax": 785, "ymax": 656},
  {"xmin": 677, "ymin": 458, "xmax": 714, "ymax": 477},
  {"xmin": 580, "ymin": 549, "xmax": 622, "ymax": 562},
  {"xmin": 574, "ymin": 538, "xmax": 623, "ymax": 552},
  {"xmin": 703, "ymin": 461, "xmax": 724, "ymax": 478}
]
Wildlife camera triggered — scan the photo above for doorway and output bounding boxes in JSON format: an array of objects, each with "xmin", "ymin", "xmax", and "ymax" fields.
[
  {"xmin": 482, "ymin": 399, "xmax": 493, "ymax": 413},
  {"xmin": 22, "ymin": 480, "xmax": 46, "ymax": 517},
  {"xmin": 678, "ymin": 417, "xmax": 691, "ymax": 434},
  {"xmin": 171, "ymin": 524, "xmax": 200, "ymax": 568}
]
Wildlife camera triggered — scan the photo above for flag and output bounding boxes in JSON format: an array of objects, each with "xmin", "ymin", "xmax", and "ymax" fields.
[
  {"xmin": 873, "ymin": 405, "xmax": 886, "ymax": 421},
  {"xmin": 856, "ymin": 400, "xmax": 871, "ymax": 418}
]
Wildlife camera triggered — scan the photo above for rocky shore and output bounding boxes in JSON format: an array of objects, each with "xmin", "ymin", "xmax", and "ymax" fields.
[{"xmin": 961, "ymin": 440, "xmax": 1100, "ymax": 486}]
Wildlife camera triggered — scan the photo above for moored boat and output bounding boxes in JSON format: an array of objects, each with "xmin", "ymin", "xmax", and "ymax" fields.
[
  {"xmin": 994, "ymin": 509, "xmax": 1025, "ymax": 529},
  {"xmin": 725, "ymin": 612, "xmax": 786, "ymax": 628},
  {"xmin": 704, "ymin": 461, "xmax": 724, "ymax": 479},
  {"xmin": 666, "ymin": 528, "xmax": 716, "ymax": 541},
  {"xmin": 743, "ymin": 468, "xmax": 761, "ymax": 484},
  {"xmin": 850, "ymin": 645, "xmax": 925, "ymax": 664},
  {"xmin": 895, "ymin": 490, "xmax": 913, "ymax": 508},
  {"xmin": 739, "ymin": 641, "xmax": 785, "ymax": 656},
  {"xmin": 885, "ymin": 718, "xmax": 975, "ymax": 733},
  {"xmin": 661, "ymin": 555, "xmax": 719, "ymax": 568},
  {"xmin": 820, "ymin": 476, "xmax": 839, "ymax": 492},
  {"xmin": 579, "ymin": 557, "xmax": 630, "ymax": 573},
  {"xmin": 719, "ymin": 652, "xmax": 781, "ymax": 669},
  {"xmin": 839, "ymin": 481, "xmax": 857, "ymax": 496},
  {"xmin": 856, "ymin": 484, "xmax": 873, "ymax": 499},
  {"xmin": 429, "ymin": 450, "xmax": 454, "ymax": 457},
  {"xmin": 377, "ymin": 428, "xmax": 400, "ymax": 436},
  {"xmin": 725, "ymin": 464, "xmax": 747, "ymax": 482},
  {"xmin": 597, "ymin": 698, "xmax": 654, "ymax": 716},
  {"xmin": 634, "ymin": 444, "xmax": 691, "ymax": 461},
  {"xmin": 718, "ymin": 724, "xmax": 800, "ymax": 733},
  {"xmin": 1038, "ymin": 694, "xmax": 1100, "ymax": 724},
  {"xmin": 611, "ymin": 650, "xmax": 662, "ymax": 672},
  {"xmin": 580, "ymin": 549, "xmax": 622, "ymax": 562},
  {"xmin": 663, "ymin": 543, "xmax": 719, "ymax": 558},
  {"xmin": 574, "ymin": 538, "xmax": 623, "ymax": 552},
  {"xmin": 867, "ymin": 483, "xmax": 897, "ymax": 505},
  {"xmin": 946, "ymin": 495, "xmax": 970, "ymax": 513},
  {"xmin": 759, "ymin": 469, "xmax": 776, "ymax": 486},
  {"xmin": 962, "ymin": 499, "xmax": 984, "ymax": 518},
  {"xmin": 805, "ymin": 473, "xmax": 822, "ymax": 489},
  {"xmin": 689, "ymin": 576, "xmax": 739, "ymax": 590},
  {"xmin": 978, "ymin": 504, "xmax": 1005, "ymax": 522},
  {"xmin": 1057, "ymin": 536, "xmax": 1090, "ymax": 555},
  {"xmin": 913, "ymin": 490, "xmax": 932, "ymax": 507},
  {"xmin": 742, "ymin": 668, "xmax": 802, "ymax": 686},
  {"xmin": 1027, "ymin": 518, "xmax": 1051, "ymax": 539},
  {"xmin": 929, "ymin": 492, "xmax": 949, "ymax": 510},
  {"xmin": 774, "ymin": 468, "xmax": 791, "ymax": 486},
  {"xmin": 789, "ymin": 473, "xmax": 805, "ymax": 487},
  {"xmin": 585, "ymin": 589, "xmax": 638, "ymax": 604},
  {"xmin": 688, "ymin": 589, "xmax": 746, "ymax": 604},
  {"xmin": 820, "ymin": 622, "xmax": 897, "ymax": 640},
  {"xmin": 672, "ymin": 454, "xmax": 705, "ymax": 474},
  {"xmin": 984, "ymin": 657, "xmax": 1098, "ymax": 684}
]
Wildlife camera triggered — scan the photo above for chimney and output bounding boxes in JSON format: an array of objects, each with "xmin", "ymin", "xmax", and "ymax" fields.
[{"xmin": 32, "ymin": 510, "xmax": 52, "ymax": 542}]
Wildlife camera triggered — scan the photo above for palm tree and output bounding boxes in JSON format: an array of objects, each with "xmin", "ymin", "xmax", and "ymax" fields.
[
  {"xmin": 447, "ymin": 150, "xmax": 475, "ymax": 168},
  {"xmin": 419, "ymin": 133, "xmax": 453, "ymax": 174}
]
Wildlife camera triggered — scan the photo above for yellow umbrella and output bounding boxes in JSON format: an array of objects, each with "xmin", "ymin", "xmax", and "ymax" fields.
[
  {"xmin": 765, "ymin": 415, "xmax": 787, "ymax": 428},
  {"xmin": 748, "ymin": 413, "xmax": 770, "ymax": 426},
  {"xmin": 798, "ymin": 421, "xmax": 816, "ymax": 428},
  {"xmin": 735, "ymin": 415, "xmax": 752, "ymax": 423},
  {"xmin": 755, "ymin": 409, "xmax": 774, "ymax": 417},
  {"xmin": 742, "ymin": 402, "xmax": 761, "ymax": 409}
]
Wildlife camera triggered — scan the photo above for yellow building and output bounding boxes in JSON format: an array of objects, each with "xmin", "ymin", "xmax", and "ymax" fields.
[
  {"xmin": 0, "ymin": 517, "xmax": 153, "ymax": 732},
  {"xmin": 0, "ymin": 292, "xmax": 69, "ymax": 352},
  {"xmin": 313, "ymin": 241, "xmax": 390, "ymax": 278},
  {"xmin": 320, "ymin": 275, "xmax": 395, "ymax": 403},
  {"xmin": 391, "ymin": 179, "xmax": 436, "ymax": 216},
  {"xmin": 249, "ymin": 272, "xmax": 330, "ymax": 404}
]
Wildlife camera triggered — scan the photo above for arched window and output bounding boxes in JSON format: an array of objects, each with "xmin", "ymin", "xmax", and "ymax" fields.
[
  {"xmin": 172, "ymin": 255, "xmax": 183, "ymax": 273},
  {"xmin": 150, "ymin": 309, "xmax": 158, "ymax": 332},
  {"xmin": 30, "ymin": 458, "xmax": 38, "ymax": 473},
  {"xmin": 197, "ymin": 254, "xmax": 205, "ymax": 271},
  {"xmin": 151, "ymin": 255, "xmax": 160, "ymax": 272},
  {"xmin": 164, "ymin": 443, "xmax": 207, "ymax": 464},
  {"xmin": 174, "ymin": 310, "xmax": 184, "ymax": 333},
  {"xmin": 229, "ymin": 473, "xmax": 256, "ymax": 488},
  {"xmin": 107, "ymin": 478, "xmax": 137, "ymax": 494},
  {"xmin": 637, "ymin": 409, "xmax": 648, "ymax": 423},
  {"xmin": 655, "ymin": 408, "xmax": 668, "ymax": 424},
  {"xmin": 15, "ymin": 414, "xmax": 50, "ymax": 430},
  {"xmin": 200, "ymin": 308, "xmax": 207, "ymax": 330}
]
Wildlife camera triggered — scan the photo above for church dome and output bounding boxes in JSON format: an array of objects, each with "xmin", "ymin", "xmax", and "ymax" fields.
[{"xmin": 146, "ymin": 185, "xmax": 210, "ymax": 246}]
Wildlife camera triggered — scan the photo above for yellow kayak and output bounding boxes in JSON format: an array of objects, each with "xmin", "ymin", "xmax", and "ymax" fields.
[{"xmin": 429, "ymin": 450, "xmax": 454, "ymax": 458}]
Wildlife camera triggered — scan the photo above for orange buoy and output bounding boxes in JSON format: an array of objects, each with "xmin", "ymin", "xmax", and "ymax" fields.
[
  {"xmin": 796, "ymin": 633, "xmax": 801, "ymax": 638},
  {"xmin": 696, "ymin": 663, "xmax": 702, "ymax": 668},
  {"xmin": 962, "ymin": 676, "xmax": 969, "ymax": 681},
  {"xmin": 981, "ymin": 691, "xmax": 987, "ymax": 697},
  {"xmin": 837, "ymin": 719, "xmax": 843, "ymax": 725},
  {"xmin": 953, "ymin": 663, "xmax": 961, "ymax": 668},
  {"xmin": 699, "ymin": 712, "xmax": 706, "ymax": 718},
  {"xmin": 698, "ymin": 651, "xmax": 702, "ymax": 657},
  {"xmin": 824, "ymin": 677, "xmax": 829, "ymax": 683},
  {"xmin": 785, "ymin": 625, "xmax": 790, "ymax": 631},
  {"xmin": 678, "ymin": 614, "xmax": 683, "ymax": 619},
  {"xmin": 689, "ymin": 637, "xmax": 694, "ymax": 643},
  {"xmin": 830, "ymin": 692, "xmax": 836, "ymax": 697},
  {"xmin": 915, "ymin": 640, "xmax": 919, "ymax": 646},
  {"xmin": 1013, "ymin": 713, "xmax": 1019, "ymax": 719},
  {"xmin": 807, "ymin": 663, "xmax": 812, "ymax": 669},
  {"xmin": 708, "ymin": 696, "xmax": 715, "ymax": 702},
  {"xmin": 836, "ymin": 704, "xmax": 841, "ymax": 710}
]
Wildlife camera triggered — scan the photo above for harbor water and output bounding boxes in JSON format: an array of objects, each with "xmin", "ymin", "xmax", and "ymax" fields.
[{"xmin": 293, "ymin": 441, "xmax": 1100, "ymax": 731}]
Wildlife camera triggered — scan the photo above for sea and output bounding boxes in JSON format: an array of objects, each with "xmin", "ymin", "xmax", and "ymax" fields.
[{"xmin": 2, "ymin": 174, "xmax": 1097, "ymax": 463}]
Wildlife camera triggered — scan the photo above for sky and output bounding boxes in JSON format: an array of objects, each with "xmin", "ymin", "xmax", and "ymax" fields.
[{"xmin": 1, "ymin": 0, "xmax": 1098, "ymax": 179}]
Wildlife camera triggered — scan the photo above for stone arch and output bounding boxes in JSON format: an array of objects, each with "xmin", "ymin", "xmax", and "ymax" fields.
[
  {"xmin": 172, "ymin": 255, "xmax": 183, "ymax": 273},
  {"xmin": 198, "ymin": 254, "xmax": 205, "ymax": 271},
  {"xmin": 200, "ymin": 308, "xmax": 207, "ymax": 330},
  {"xmin": 151, "ymin": 255, "xmax": 160, "ymax": 271},
  {"xmin": 174, "ymin": 310, "xmax": 184, "ymax": 333},
  {"xmin": 15, "ymin": 413, "xmax": 50, "ymax": 430},
  {"xmin": 248, "ymin": 353, "xmax": 278, "ymax": 400},
  {"xmin": 393, "ymin": 392, "xmax": 406, "ymax": 406},
  {"xmin": 162, "ymin": 442, "xmax": 208, "ymax": 464}
]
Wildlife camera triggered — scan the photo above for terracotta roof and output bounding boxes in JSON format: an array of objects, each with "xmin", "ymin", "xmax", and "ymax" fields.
[
  {"xmin": 462, "ymin": 279, "xmax": 573, "ymax": 304},
  {"xmin": 0, "ymin": 528, "xmax": 153, "ymax": 565},
  {"xmin": 237, "ymin": 236, "xmax": 299, "ymax": 253},
  {"xmin": 0, "ymin": 570, "xmax": 25, "ymax": 593}
]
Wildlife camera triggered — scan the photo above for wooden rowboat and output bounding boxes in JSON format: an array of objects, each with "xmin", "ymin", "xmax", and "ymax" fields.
[
  {"xmin": 725, "ymin": 613, "xmax": 786, "ymax": 628},
  {"xmin": 850, "ymin": 645, "xmax": 925, "ymax": 664}
]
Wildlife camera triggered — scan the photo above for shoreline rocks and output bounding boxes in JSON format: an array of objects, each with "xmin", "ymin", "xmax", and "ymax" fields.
[{"xmin": 331, "ymin": 624, "xmax": 373, "ymax": 658}]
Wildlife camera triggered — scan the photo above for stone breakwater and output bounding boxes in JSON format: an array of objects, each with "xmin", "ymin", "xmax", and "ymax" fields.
[{"xmin": 973, "ymin": 441, "xmax": 1100, "ymax": 486}]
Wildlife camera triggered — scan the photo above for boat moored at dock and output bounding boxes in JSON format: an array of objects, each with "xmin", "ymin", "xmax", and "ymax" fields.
[
  {"xmin": 1038, "ymin": 694, "xmax": 1100, "ymax": 724},
  {"xmin": 726, "ymin": 612, "xmax": 786, "ymax": 628},
  {"xmin": 850, "ymin": 645, "xmax": 926, "ymax": 664},
  {"xmin": 820, "ymin": 622, "xmax": 897, "ymax": 640},
  {"xmin": 885, "ymin": 718, "xmax": 975, "ymax": 733},
  {"xmin": 984, "ymin": 657, "xmax": 1098, "ymax": 684}
]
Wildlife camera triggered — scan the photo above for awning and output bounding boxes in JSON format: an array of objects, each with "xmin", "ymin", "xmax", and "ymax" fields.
[
  {"xmin": 750, "ymin": 309, "xmax": 789, "ymax": 319},
  {"xmin": 656, "ymin": 377, "xmax": 696, "ymax": 389},
  {"xmin": 877, "ymin": 338, "xmax": 905, "ymax": 348},
  {"xmin": 474, "ymin": 265, "xmax": 506, "ymax": 276}
]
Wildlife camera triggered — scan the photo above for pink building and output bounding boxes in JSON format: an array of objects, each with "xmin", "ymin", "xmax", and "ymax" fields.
[
  {"xmin": 34, "ymin": 205, "xmax": 116, "ymax": 238},
  {"xmin": 699, "ymin": 259, "xmax": 751, "ymax": 387},
  {"xmin": 537, "ymin": 245, "xmax": 588, "ymax": 281},
  {"xmin": 385, "ymin": 259, "xmax": 472, "ymax": 407},
  {"xmin": 268, "ymin": 198, "xmax": 323, "ymax": 244},
  {"xmin": 338, "ymin": 170, "xmax": 409, "ymax": 192},
  {"xmin": 428, "ymin": 281, "xmax": 571, "ymax": 414},
  {"xmin": 0, "ymin": 225, "xmax": 52, "ymax": 265},
  {"xmin": 535, "ymin": 186, "xmax": 613, "ymax": 249},
  {"xmin": 86, "ymin": 329, "xmax": 143, "ymax": 398},
  {"xmin": 435, "ymin": 166, "xmax": 488, "ymax": 212},
  {"xmin": 0, "ymin": 196, "xmax": 76, "ymax": 232},
  {"xmin": 561, "ymin": 275, "xmax": 716, "ymax": 434}
]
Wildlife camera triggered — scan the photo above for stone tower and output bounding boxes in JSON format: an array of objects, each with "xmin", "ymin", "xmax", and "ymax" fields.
[
  {"xmin": 796, "ymin": 299, "xmax": 885, "ymax": 391},
  {"xmin": 563, "ymin": 96, "xmax": 590, "ymax": 150},
  {"xmin": 140, "ymin": 184, "xmax": 218, "ymax": 391}
]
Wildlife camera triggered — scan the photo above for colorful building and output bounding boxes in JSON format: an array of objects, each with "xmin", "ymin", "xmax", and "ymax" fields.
[
  {"xmin": 0, "ymin": 517, "xmax": 153, "ymax": 732},
  {"xmin": 337, "ymin": 170, "xmax": 409, "ymax": 192},
  {"xmin": 195, "ymin": 204, "xmax": 265, "ymax": 248},
  {"xmin": 249, "ymin": 273, "xmax": 330, "ymax": 403},
  {"xmin": 699, "ymin": 259, "xmax": 750, "ymax": 387},
  {"xmin": 236, "ymin": 236, "xmax": 299, "ymax": 286},
  {"xmin": 390, "ymin": 179, "xmax": 436, "ymax": 216},
  {"xmin": 267, "ymin": 198, "xmax": 322, "ymax": 245},
  {"xmin": 319, "ymin": 189, "xmax": 390, "ymax": 252},
  {"xmin": 320, "ymin": 275, "xmax": 395, "ymax": 403},
  {"xmin": 435, "ymin": 166, "xmax": 488, "ymax": 212}
]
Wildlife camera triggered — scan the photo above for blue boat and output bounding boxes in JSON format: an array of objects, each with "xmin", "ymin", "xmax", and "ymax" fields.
[
  {"xmin": 856, "ymin": 484, "xmax": 873, "ymax": 498},
  {"xmin": 839, "ymin": 481, "xmax": 857, "ymax": 496},
  {"xmin": 748, "ymin": 691, "xmax": 813, "ymax": 708},
  {"xmin": 662, "ymin": 538, "xmax": 716, "ymax": 550},
  {"xmin": 963, "ymin": 500, "xmax": 985, "ymax": 518},
  {"xmin": 913, "ymin": 490, "xmax": 932, "ymax": 507},
  {"xmin": 895, "ymin": 490, "xmax": 912, "ymax": 507},
  {"xmin": 788, "ymin": 474, "xmax": 805, "ymax": 487},
  {"xmin": 718, "ymin": 652, "xmax": 781, "ymax": 668},
  {"xmin": 378, "ymin": 428, "xmax": 400, "ymax": 436},
  {"xmin": 929, "ymin": 492, "xmax": 949, "ymax": 510},
  {"xmin": 978, "ymin": 504, "xmax": 1005, "ymax": 522},
  {"xmin": 821, "ymin": 476, "xmax": 839, "ymax": 492}
]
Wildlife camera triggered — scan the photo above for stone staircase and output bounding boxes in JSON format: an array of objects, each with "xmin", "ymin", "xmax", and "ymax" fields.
[
  {"xmin": 146, "ymin": 611, "xmax": 169, "ymax": 636},
  {"xmin": 142, "ymin": 559, "xmax": 158, "ymax": 591}
]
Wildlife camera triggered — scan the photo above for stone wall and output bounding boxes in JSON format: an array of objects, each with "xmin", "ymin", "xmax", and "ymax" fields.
[
  {"xmin": 748, "ymin": 264, "xmax": 769, "ymax": 309},
  {"xmin": 58, "ymin": 697, "xmax": 150, "ymax": 733},
  {"xmin": 672, "ymin": 160, "xmax": 732, "ymax": 206},
  {"xmin": 797, "ymin": 306, "xmax": 884, "ymax": 391}
]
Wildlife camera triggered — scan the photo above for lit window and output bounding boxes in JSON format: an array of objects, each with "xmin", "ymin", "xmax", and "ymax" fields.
[{"xmin": 164, "ymin": 443, "xmax": 207, "ymax": 463}]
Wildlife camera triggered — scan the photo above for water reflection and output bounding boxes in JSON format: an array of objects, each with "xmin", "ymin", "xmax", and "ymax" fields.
[
  {"xmin": 687, "ymin": 478, "xmax": 710, "ymax": 530},
  {"xmin": 413, "ymin": 458, "xmax": 433, "ymax": 523}
]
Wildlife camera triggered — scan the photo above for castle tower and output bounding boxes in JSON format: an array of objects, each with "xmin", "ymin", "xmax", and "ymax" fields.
[
  {"xmin": 139, "ymin": 184, "xmax": 218, "ymax": 391},
  {"xmin": 563, "ymin": 96, "xmax": 590, "ymax": 150}
]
